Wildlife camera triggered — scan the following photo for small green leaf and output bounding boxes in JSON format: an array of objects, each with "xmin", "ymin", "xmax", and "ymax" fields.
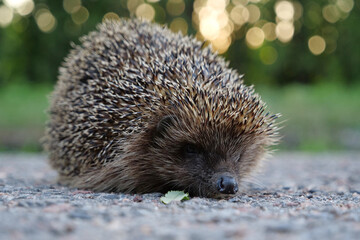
[{"xmin": 160, "ymin": 191, "xmax": 190, "ymax": 204}]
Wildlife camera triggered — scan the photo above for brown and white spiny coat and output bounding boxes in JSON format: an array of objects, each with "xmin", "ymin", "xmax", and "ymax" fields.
[{"xmin": 44, "ymin": 19, "xmax": 279, "ymax": 198}]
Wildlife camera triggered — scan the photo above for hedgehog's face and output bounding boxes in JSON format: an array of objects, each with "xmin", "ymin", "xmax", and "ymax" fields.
[
  {"xmin": 148, "ymin": 114, "xmax": 267, "ymax": 198},
  {"xmin": 177, "ymin": 142, "xmax": 240, "ymax": 198}
]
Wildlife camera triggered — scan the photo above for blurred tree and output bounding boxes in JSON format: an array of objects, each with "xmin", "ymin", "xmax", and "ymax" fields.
[{"xmin": 0, "ymin": 0, "xmax": 359, "ymax": 87}]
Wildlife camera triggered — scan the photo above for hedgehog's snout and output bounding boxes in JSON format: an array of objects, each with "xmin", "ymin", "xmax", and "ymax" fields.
[{"xmin": 216, "ymin": 175, "xmax": 238, "ymax": 194}]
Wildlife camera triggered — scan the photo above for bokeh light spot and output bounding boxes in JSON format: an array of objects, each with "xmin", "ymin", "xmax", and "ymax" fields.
[
  {"xmin": 292, "ymin": 1, "xmax": 303, "ymax": 20},
  {"xmin": 127, "ymin": 0, "xmax": 143, "ymax": 14},
  {"xmin": 260, "ymin": 46, "xmax": 278, "ymax": 65},
  {"xmin": 154, "ymin": 5, "xmax": 166, "ymax": 23},
  {"xmin": 35, "ymin": 9, "xmax": 57, "ymax": 33},
  {"xmin": 193, "ymin": 0, "xmax": 206, "ymax": 13},
  {"xmin": 103, "ymin": 12, "xmax": 120, "ymax": 22},
  {"xmin": 4, "ymin": 0, "xmax": 34, "ymax": 16},
  {"xmin": 336, "ymin": 0, "xmax": 354, "ymax": 13},
  {"xmin": 230, "ymin": 5, "xmax": 249, "ymax": 25},
  {"xmin": 275, "ymin": 21, "xmax": 294, "ymax": 43},
  {"xmin": 16, "ymin": 0, "xmax": 34, "ymax": 16},
  {"xmin": 207, "ymin": 0, "xmax": 227, "ymax": 10},
  {"xmin": 308, "ymin": 35, "xmax": 326, "ymax": 55},
  {"xmin": 246, "ymin": 4, "xmax": 260, "ymax": 23},
  {"xmin": 166, "ymin": 0, "xmax": 185, "ymax": 16},
  {"xmin": 135, "ymin": 3, "xmax": 155, "ymax": 21},
  {"xmin": 322, "ymin": 5, "xmax": 341, "ymax": 23},
  {"xmin": 275, "ymin": 1, "xmax": 294, "ymax": 21},
  {"xmin": 200, "ymin": 17, "xmax": 220, "ymax": 40},
  {"xmin": 262, "ymin": 22, "xmax": 277, "ymax": 41},
  {"xmin": 4, "ymin": 0, "xmax": 28, "ymax": 9},
  {"xmin": 71, "ymin": 6, "xmax": 89, "ymax": 25},
  {"xmin": 217, "ymin": 11, "xmax": 229, "ymax": 28},
  {"xmin": 63, "ymin": 0, "xmax": 81, "ymax": 14},
  {"xmin": 0, "ymin": 5, "xmax": 13, "ymax": 27},
  {"xmin": 170, "ymin": 17, "xmax": 188, "ymax": 35},
  {"xmin": 232, "ymin": 0, "xmax": 249, "ymax": 5},
  {"xmin": 212, "ymin": 35, "xmax": 232, "ymax": 54},
  {"xmin": 246, "ymin": 27, "xmax": 265, "ymax": 49}
]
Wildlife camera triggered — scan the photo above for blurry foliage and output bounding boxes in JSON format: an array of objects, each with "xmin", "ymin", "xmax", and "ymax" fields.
[
  {"xmin": 257, "ymin": 83, "xmax": 360, "ymax": 151},
  {"xmin": 0, "ymin": 0, "xmax": 359, "ymax": 87},
  {"xmin": 0, "ymin": 0, "xmax": 359, "ymax": 152}
]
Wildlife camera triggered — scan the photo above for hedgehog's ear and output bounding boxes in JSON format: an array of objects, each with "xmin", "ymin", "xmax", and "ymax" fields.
[{"xmin": 155, "ymin": 115, "xmax": 178, "ymax": 137}]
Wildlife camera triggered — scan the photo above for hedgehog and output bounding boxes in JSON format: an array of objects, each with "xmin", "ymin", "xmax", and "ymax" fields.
[{"xmin": 44, "ymin": 19, "xmax": 279, "ymax": 198}]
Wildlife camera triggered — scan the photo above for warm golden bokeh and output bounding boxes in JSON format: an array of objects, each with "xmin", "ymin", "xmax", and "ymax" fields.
[
  {"xmin": 16, "ymin": 0, "xmax": 34, "ymax": 16},
  {"xmin": 71, "ymin": 6, "xmax": 89, "ymax": 25},
  {"xmin": 0, "ymin": 5, "xmax": 13, "ymax": 27},
  {"xmin": 246, "ymin": 4, "xmax": 260, "ymax": 23},
  {"xmin": 2, "ymin": 0, "xmax": 34, "ymax": 18},
  {"xmin": 193, "ymin": 0, "xmax": 305, "ymax": 52},
  {"xmin": 276, "ymin": 21, "xmax": 294, "ymax": 43},
  {"xmin": 166, "ymin": 0, "xmax": 185, "ymax": 16},
  {"xmin": 230, "ymin": 5, "xmax": 249, "ymax": 25},
  {"xmin": 170, "ymin": 17, "xmax": 188, "ymax": 35},
  {"xmin": 135, "ymin": 3, "xmax": 155, "ymax": 21},
  {"xmin": 35, "ymin": 8, "xmax": 57, "ymax": 33},
  {"xmin": 262, "ymin": 22, "xmax": 277, "ymax": 41},
  {"xmin": 246, "ymin": 27, "xmax": 265, "ymax": 48},
  {"xmin": 274, "ymin": 1, "xmax": 295, "ymax": 43},
  {"xmin": 260, "ymin": 46, "xmax": 278, "ymax": 65},
  {"xmin": 103, "ymin": 12, "xmax": 121, "ymax": 22},
  {"xmin": 63, "ymin": 0, "xmax": 81, "ymax": 14},
  {"xmin": 322, "ymin": 4, "xmax": 341, "ymax": 23},
  {"xmin": 194, "ymin": 0, "xmax": 234, "ymax": 53},
  {"xmin": 4, "ymin": 0, "xmax": 31, "ymax": 10},
  {"xmin": 212, "ymin": 35, "xmax": 232, "ymax": 54},
  {"xmin": 337, "ymin": 0, "xmax": 354, "ymax": 13},
  {"xmin": 0, "ymin": 0, "xmax": 356, "ymax": 61},
  {"xmin": 275, "ymin": 1, "xmax": 294, "ymax": 21},
  {"xmin": 308, "ymin": 35, "xmax": 326, "ymax": 55}
]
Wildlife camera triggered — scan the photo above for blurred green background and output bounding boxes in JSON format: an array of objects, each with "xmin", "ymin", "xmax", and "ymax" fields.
[{"xmin": 0, "ymin": 0, "xmax": 359, "ymax": 152}]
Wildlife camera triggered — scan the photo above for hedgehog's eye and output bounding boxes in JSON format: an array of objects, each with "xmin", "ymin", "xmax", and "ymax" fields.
[{"xmin": 183, "ymin": 143, "xmax": 201, "ymax": 156}]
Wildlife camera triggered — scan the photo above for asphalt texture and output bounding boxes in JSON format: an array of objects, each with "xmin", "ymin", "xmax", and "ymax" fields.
[{"xmin": 0, "ymin": 152, "xmax": 359, "ymax": 240}]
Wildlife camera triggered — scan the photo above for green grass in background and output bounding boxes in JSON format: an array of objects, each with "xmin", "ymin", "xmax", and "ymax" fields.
[
  {"xmin": 0, "ymin": 83, "xmax": 359, "ymax": 152},
  {"xmin": 0, "ymin": 83, "xmax": 52, "ymax": 127},
  {"xmin": 0, "ymin": 84, "xmax": 52, "ymax": 151},
  {"xmin": 257, "ymin": 83, "xmax": 360, "ymax": 151}
]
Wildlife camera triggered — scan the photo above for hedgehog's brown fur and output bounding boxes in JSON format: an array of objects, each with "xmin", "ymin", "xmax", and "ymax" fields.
[{"xmin": 44, "ymin": 19, "xmax": 279, "ymax": 198}]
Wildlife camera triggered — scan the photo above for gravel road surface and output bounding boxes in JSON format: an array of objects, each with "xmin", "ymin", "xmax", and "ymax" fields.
[{"xmin": 1, "ymin": 152, "xmax": 359, "ymax": 240}]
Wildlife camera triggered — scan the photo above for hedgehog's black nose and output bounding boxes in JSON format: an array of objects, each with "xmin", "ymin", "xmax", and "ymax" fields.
[{"xmin": 217, "ymin": 176, "xmax": 238, "ymax": 194}]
